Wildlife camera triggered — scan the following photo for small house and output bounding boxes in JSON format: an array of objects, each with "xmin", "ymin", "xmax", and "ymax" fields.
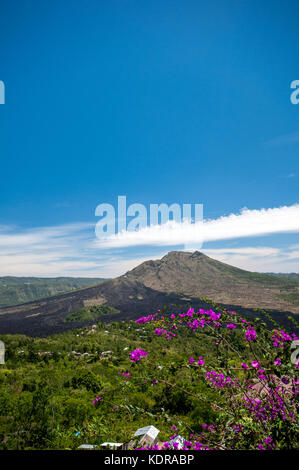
[
  {"xmin": 0, "ymin": 341, "xmax": 5, "ymax": 365},
  {"xmin": 77, "ymin": 444, "xmax": 97, "ymax": 450},
  {"xmin": 134, "ymin": 425, "xmax": 160, "ymax": 448},
  {"xmin": 100, "ymin": 442, "xmax": 124, "ymax": 450}
]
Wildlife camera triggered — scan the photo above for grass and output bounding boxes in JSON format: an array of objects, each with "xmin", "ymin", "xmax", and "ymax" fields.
[
  {"xmin": 64, "ymin": 305, "xmax": 120, "ymax": 322},
  {"xmin": 278, "ymin": 292, "xmax": 299, "ymax": 306}
]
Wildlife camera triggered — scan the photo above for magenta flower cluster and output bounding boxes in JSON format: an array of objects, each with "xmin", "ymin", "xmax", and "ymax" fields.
[
  {"xmin": 243, "ymin": 385, "xmax": 295, "ymax": 423},
  {"xmin": 92, "ymin": 395, "xmax": 101, "ymax": 405},
  {"xmin": 257, "ymin": 436, "xmax": 275, "ymax": 450},
  {"xmin": 130, "ymin": 348, "xmax": 147, "ymax": 362},
  {"xmin": 131, "ymin": 305, "xmax": 298, "ymax": 450},
  {"xmin": 189, "ymin": 356, "xmax": 205, "ymax": 366},
  {"xmin": 136, "ymin": 314, "xmax": 155, "ymax": 324},
  {"xmin": 245, "ymin": 326, "xmax": 257, "ymax": 341},
  {"xmin": 154, "ymin": 328, "xmax": 176, "ymax": 339},
  {"xmin": 205, "ymin": 370, "xmax": 237, "ymax": 388},
  {"xmin": 271, "ymin": 329, "xmax": 296, "ymax": 347}
]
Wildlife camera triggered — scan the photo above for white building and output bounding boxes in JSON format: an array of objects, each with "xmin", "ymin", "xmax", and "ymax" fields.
[
  {"xmin": 0, "ymin": 341, "xmax": 5, "ymax": 364},
  {"xmin": 134, "ymin": 425, "xmax": 160, "ymax": 447},
  {"xmin": 100, "ymin": 442, "xmax": 123, "ymax": 450},
  {"xmin": 77, "ymin": 444, "xmax": 97, "ymax": 450}
]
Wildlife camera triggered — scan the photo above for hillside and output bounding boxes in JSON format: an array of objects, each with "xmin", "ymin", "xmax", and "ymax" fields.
[
  {"xmin": 0, "ymin": 251, "xmax": 299, "ymax": 336},
  {"xmin": 0, "ymin": 277, "xmax": 107, "ymax": 308},
  {"xmin": 267, "ymin": 272, "xmax": 299, "ymax": 281}
]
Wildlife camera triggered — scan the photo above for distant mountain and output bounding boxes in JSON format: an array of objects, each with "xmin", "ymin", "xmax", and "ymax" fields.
[
  {"xmin": 267, "ymin": 272, "xmax": 299, "ymax": 281},
  {"xmin": 0, "ymin": 251, "xmax": 298, "ymax": 336},
  {"xmin": 0, "ymin": 277, "xmax": 107, "ymax": 308}
]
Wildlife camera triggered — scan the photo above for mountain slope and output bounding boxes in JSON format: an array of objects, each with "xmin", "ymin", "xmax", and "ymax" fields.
[
  {"xmin": 0, "ymin": 277, "xmax": 107, "ymax": 308},
  {"xmin": 0, "ymin": 277, "xmax": 192, "ymax": 336}
]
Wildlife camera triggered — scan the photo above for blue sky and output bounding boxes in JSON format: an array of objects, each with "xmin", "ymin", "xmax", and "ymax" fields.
[{"xmin": 0, "ymin": 0, "xmax": 299, "ymax": 277}]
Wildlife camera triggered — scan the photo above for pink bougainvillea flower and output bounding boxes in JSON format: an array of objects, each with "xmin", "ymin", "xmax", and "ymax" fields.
[
  {"xmin": 245, "ymin": 326, "xmax": 257, "ymax": 341},
  {"xmin": 189, "ymin": 357, "xmax": 195, "ymax": 364},
  {"xmin": 272, "ymin": 329, "xmax": 292, "ymax": 347},
  {"xmin": 92, "ymin": 395, "xmax": 101, "ymax": 405},
  {"xmin": 155, "ymin": 328, "xmax": 163, "ymax": 336},
  {"xmin": 257, "ymin": 369, "xmax": 266, "ymax": 380},
  {"xmin": 227, "ymin": 323, "xmax": 236, "ymax": 330},
  {"xmin": 257, "ymin": 437, "xmax": 275, "ymax": 450},
  {"xmin": 186, "ymin": 308, "xmax": 194, "ymax": 317},
  {"xmin": 209, "ymin": 311, "xmax": 221, "ymax": 322},
  {"xmin": 197, "ymin": 356, "xmax": 205, "ymax": 366},
  {"xmin": 130, "ymin": 348, "xmax": 147, "ymax": 362},
  {"xmin": 136, "ymin": 314, "xmax": 154, "ymax": 324},
  {"xmin": 274, "ymin": 358, "xmax": 281, "ymax": 366},
  {"xmin": 251, "ymin": 360, "xmax": 260, "ymax": 368},
  {"xmin": 264, "ymin": 437, "xmax": 272, "ymax": 445},
  {"xmin": 241, "ymin": 363, "xmax": 249, "ymax": 370}
]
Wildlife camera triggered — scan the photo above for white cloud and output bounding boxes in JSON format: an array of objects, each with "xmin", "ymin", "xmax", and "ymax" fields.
[
  {"xmin": 203, "ymin": 247, "xmax": 280, "ymax": 256},
  {"xmin": 0, "ymin": 222, "xmax": 160, "ymax": 277},
  {"xmin": 201, "ymin": 246, "xmax": 299, "ymax": 273},
  {"xmin": 94, "ymin": 204, "xmax": 299, "ymax": 248},
  {"xmin": 1, "ymin": 204, "xmax": 299, "ymax": 277},
  {"xmin": 0, "ymin": 222, "xmax": 92, "ymax": 248}
]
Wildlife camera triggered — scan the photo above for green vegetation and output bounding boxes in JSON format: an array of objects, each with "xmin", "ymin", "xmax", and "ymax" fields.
[
  {"xmin": 219, "ymin": 263, "xmax": 299, "ymax": 288},
  {"xmin": 0, "ymin": 305, "xmax": 297, "ymax": 450},
  {"xmin": 278, "ymin": 292, "xmax": 299, "ymax": 306},
  {"xmin": 65, "ymin": 305, "xmax": 120, "ymax": 322},
  {"xmin": 0, "ymin": 319, "xmax": 232, "ymax": 449},
  {"xmin": 0, "ymin": 277, "xmax": 107, "ymax": 308},
  {"xmin": 269, "ymin": 273, "xmax": 299, "ymax": 281}
]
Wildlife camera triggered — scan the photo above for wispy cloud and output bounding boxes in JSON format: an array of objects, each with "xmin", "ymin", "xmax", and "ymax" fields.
[
  {"xmin": 201, "ymin": 246, "xmax": 299, "ymax": 273},
  {"xmin": 1, "ymin": 204, "xmax": 299, "ymax": 277},
  {"xmin": 0, "ymin": 222, "xmax": 92, "ymax": 248},
  {"xmin": 0, "ymin": 222, "xmax": 158, "ymax": 277},
  {"xmin": 264, "ymin": 130, "xmax": 299, "ymax": 147},
  {"xmin": 94, "ymin": 204, "xmax": 299, "ymax": 248}
]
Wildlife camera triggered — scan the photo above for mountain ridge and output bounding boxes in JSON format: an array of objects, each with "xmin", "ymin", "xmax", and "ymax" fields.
[{"xmin": 0, "ymin": 251, "xmax": 298, "ymax": 336}]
